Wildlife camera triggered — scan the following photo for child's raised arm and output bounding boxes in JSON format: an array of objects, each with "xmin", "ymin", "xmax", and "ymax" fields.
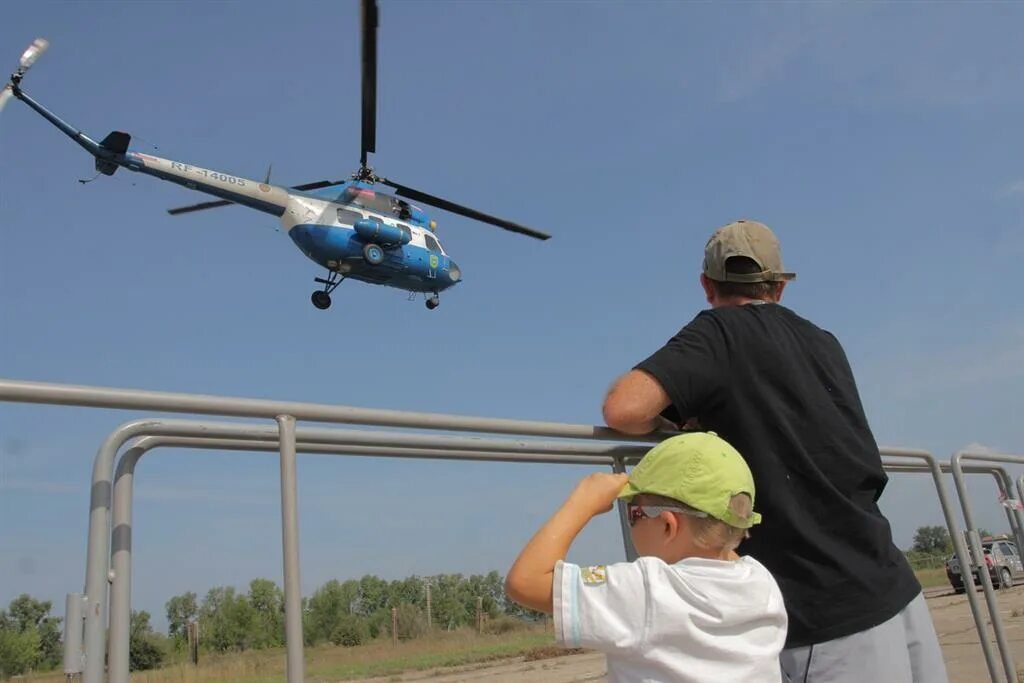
[{"xmin": 505, "ymin": 472, "xmax": 629, "ymax": 613}]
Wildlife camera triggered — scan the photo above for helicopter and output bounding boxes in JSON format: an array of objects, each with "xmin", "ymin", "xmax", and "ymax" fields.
[{"xmin": 0, "ymin": 1, "xmax": 549, "ymax": 311}]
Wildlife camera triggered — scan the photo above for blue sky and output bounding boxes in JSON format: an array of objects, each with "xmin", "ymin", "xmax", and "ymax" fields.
[{"xmin": 2, "ymin": 1, "xmax": 1023, "ymax": 631}]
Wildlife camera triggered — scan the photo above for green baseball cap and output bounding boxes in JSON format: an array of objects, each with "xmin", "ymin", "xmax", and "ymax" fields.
[
  {"xmin": 703, "ymin": 219, "xmax": 795, "ymax": 284},
  {"xmin": 617, "ymin": 432, "xmax": 762, "ymax": 529}
]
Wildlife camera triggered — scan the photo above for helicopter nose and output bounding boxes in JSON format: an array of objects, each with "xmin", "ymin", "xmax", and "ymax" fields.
[{"xmin": 447, "ymin": 260, "xmax": 462, "ymax": 284}]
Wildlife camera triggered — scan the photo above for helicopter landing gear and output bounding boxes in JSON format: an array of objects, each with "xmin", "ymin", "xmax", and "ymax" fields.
[
  {"xmin": 363, "ymin": 243, "xmax": 385, "ymax": 265},
  {"xmin": 312, "ymin": 270, "xmax": 345, "ymax": 310},
  {"xmin": 425, "ymin": 294, "xmax": 440, "ymax": 310},
  {"xmin": 311, "ymin": 291, "xmax": 332, "ymax": 310}
]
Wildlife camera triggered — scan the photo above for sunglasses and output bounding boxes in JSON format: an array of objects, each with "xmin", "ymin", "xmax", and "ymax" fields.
[{"xmin": 627, "ymin": 502, "xmax": 708, "ymax": 527}]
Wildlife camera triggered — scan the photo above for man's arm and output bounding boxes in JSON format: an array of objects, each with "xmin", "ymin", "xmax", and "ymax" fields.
[
  {"xmin": 505, "ymin": 473, "xmax": 629, "ymax": 614},
  {"xmin": 602, "ymin": 369, "xmax": 674, "ymax": 435}
]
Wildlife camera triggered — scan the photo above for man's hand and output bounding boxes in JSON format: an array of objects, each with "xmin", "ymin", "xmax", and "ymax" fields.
[
  {"xmin": 569, "ymin": 472, "xmax": 630, "ymax": 517},
  {"xmin": 681, "ymin": 416, "xmax": 702, "ymax": 431}
]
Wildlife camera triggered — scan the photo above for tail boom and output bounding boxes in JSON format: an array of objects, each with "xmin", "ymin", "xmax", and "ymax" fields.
[
  {"xmin": 11, "ymin": 84, "xmax": 289, "ymax": 216},
  {"xmin": 124, "ymin": 152, "xmax": 289, "ymax": 217}
]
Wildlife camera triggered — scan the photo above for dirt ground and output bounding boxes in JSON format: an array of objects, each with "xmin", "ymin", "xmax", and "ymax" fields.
[{"xmin": 360, "ymin": 586, "xmax": 1024, "ymax": 683}]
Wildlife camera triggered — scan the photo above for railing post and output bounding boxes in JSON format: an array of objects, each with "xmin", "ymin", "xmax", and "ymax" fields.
[
  {"xmin": 611, "ymin": 457, "xmax": 637, "ymax": 561},
  {"xmin": 277, "ymin": 415, "xmax": 304, "ymax": 683}
]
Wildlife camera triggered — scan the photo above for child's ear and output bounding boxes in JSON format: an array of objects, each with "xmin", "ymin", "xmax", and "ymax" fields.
[{"xmin": 661, "ymin": 512, "xmax": 681, "ymax": 541}]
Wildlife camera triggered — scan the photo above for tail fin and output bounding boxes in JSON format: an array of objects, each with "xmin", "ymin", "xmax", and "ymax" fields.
[{"xmin": 96, "ymin": 130, "xmax": 131, "ymax": 176}]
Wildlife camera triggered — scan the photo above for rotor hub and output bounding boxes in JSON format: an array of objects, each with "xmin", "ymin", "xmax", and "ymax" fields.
[{"xmin": 352, "ymin": 166, "xmax": 381, "ymax": 184}]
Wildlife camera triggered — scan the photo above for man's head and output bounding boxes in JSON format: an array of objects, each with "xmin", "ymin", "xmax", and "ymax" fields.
[
  {"xmin": 701, "ymin": 219, "xmax": 795, "ymax": 306},
  {"xmin": 618, "ymin": 432, "xmax": 760, "ymax": 561}
]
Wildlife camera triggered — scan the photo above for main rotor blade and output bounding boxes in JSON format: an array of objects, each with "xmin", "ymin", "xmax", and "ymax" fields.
[
  {"xmin": 167, "ymin": 199, "xmax": 233, "ymax": 216},
  {"xmin": 380, "ymin": 177, "xmax": 551, "ymax": 240},
  {"xmin": 291, "ymin": 179, "xmax": 342, "ymax": 191},
  {"xmin": 360, "ymin": 0, "xmax": 379, "ymax": 167},
  {"xmin": 166, "ymin": 179, "xmax": 344, "ymax": 215}
]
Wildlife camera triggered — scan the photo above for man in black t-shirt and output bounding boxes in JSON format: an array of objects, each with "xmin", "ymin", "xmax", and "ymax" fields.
[{"xmin": 602, "ymin": 220, "xmax": 948, "ymax": 682}]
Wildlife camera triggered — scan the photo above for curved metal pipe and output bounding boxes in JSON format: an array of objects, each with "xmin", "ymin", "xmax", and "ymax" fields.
[
  {"xmin": 105, "ymin": 427, "xmax": 624, "ymax": 683},
  {"xmin": 950, "ymin": 450, "xmax": 1024, "ymax": 683}
]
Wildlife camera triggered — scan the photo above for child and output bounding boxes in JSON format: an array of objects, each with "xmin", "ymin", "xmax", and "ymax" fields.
[{"xmin": 506, "ymin": 432, "xmax": 787, "ymax": 682}]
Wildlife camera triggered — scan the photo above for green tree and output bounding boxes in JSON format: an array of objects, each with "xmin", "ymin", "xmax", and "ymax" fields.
[
  {"xmin": 35, "ymin": 614, "xmax": 62, "ymax": 670},
  {"xmin": 355, "ymin": 575, "xmax": 389, "ymax": 617},
  {"xmin": 464, "ymin": 573, "xmax": 502, "ymax": 620},
  {"xmin": 388, "ymin": 576, "xmax": 425, "ymax": 608},
  {"xmin": 430, "ymin": 574, "xmax": 469, "ymax": 630},
  {"xmin": 128, "ymin": 610, "xmax": 165, "ymax": 672},
  {"xmin": 200, "ymin": 586, "xmax": 258, "ymax": 652},
  {"xmin": 394, "ymin": 603, "xmax": 427, "ymax": 639},
  {"xmin": 0, "ymin": 628, "xmax": 40, "ymax": 677},
  {"xmin": 912, "ymin": 525, "xmax": 952, "ymax": 554},
  {"xmin": 165, "ymin": 591, "xmax": 198, "ymax": 645},
  {"xmin": 247, "ymin": 579, "xmax": 284, "ymax": 648},
  {"xmin": 0, "ymin": 594, "xmax": 61, "ymax": 673},
  {"xmin": 329, "ymin": 614, "xmax": 369, "ymax": 647},
  {"xmin": 306, "ymin": 579, "xmax": 359, "ymax": 645},
  {"xmin": 4, "ymin": 594, "xmax": 51, "ymax": 632}
]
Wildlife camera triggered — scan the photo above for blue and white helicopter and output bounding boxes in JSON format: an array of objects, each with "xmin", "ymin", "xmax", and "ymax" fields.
[{"xmin": 0, "ymin": 2, "xmax": 549, "ymax": 311}]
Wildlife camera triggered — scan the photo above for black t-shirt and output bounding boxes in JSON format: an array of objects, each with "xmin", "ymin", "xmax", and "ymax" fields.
[{"xmin": 636, "ymin": 303, "xmax": 920, "ymax": 648}]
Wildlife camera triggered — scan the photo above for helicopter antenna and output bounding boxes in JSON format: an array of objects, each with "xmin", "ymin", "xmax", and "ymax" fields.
[{"xmin": 358, "ymin": 0, "xmax": 379, "ymax": 179}]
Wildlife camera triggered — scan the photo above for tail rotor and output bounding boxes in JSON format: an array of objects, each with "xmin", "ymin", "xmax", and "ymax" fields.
[{"xmin": 1, "ymin": 38, "xmax": 49, "ymax": 112}]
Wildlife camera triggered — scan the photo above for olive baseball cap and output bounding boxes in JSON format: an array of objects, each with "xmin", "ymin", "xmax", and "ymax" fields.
[
  {"xmin": 617, "ymin": 432, "xmax": 762, "ymax": 529},
  {"xmin": 703, "ymin": 219, "xmax": 795, "ymax": 283}
]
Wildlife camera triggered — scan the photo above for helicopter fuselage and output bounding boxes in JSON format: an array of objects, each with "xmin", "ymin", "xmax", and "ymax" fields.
[
  {"xmin": 127, "ymin": 151, "xmax": 462, "ymax": 293},
  {"xmin": 282, "ymin": 194, "xmax": 461, "ymax": 293}
]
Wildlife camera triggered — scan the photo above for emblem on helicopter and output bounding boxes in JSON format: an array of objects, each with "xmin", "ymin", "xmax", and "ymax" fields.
[{"xmin": 1, "ymin": 0, "xmax": 550, "ymax": 312}]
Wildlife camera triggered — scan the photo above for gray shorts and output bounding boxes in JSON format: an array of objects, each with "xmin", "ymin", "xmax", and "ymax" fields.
[{"xmin": 780, "ymin": 592, "xmax": 948, "ymax": 683}]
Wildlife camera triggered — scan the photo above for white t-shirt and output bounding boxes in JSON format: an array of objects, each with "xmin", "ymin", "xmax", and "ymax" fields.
[{"xmin": 553, "ymin": 555, "xmax": 787, "ymax": 682}]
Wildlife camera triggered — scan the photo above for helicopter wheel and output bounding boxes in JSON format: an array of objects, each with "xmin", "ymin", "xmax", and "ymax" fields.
[
  {"xmin": 425, "ymin": 295, "xmax": 440, "ymax": 310},
  {"xmin": 311, "ymin": 291, "xmax": 332, "ymax": 310},
  {"xmin": 363, "ymin": 243, "xmax": 385, "ymax": 265}
]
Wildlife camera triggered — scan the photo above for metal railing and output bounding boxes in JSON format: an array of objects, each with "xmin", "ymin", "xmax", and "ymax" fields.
[
  {"xmin": 0, "ymin": 378, "xmax": 1019, "ymax": 683},
  {"xmin": 0, "ymin": 378, "xmax": 663, "ymax": 683},
  {"xmin": 948, "ymin": 451, "xmax": 1024, "ymax": 683}
]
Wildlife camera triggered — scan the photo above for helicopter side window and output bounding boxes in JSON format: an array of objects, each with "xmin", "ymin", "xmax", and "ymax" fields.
[
  {"xmin": 337, "ymin": 208, "xmax": 362, "ymax": 225},
  {"xmin": 423, "ymin": 233, "xmax": 443, "ymax": 254}
]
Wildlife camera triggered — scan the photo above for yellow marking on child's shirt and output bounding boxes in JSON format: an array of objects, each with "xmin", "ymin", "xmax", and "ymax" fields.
[{"xmin": 581, "ymin": 565, "xmax": 607, "ymax": 585}]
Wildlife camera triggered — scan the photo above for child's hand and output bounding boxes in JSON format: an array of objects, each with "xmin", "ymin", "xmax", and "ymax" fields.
[{"xmin": 570, "ymin": 472, "xmax": 630, "ymax": 516}]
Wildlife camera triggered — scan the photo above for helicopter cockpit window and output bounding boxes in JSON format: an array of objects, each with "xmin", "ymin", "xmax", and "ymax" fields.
[
  {"xmin": 337, "ymin": 208, "xmax": 362, "ymax": 225},
  {"xmin": 423, "ymin": 233, "xmax": 444, "ymax": 254},
  {"xmin": 342, "ymin": 187, "xmax": 395, "ymax": 216}
]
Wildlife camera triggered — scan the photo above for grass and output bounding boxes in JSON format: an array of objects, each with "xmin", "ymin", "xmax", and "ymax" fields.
[
  {"xmin": 16, "ymin": 570, "xmax": 957, "ymax": 682},
  {"xmin": 915, "ymin": 567, "xmax": 949, "ymax": 589},
  {"xmin": 24, "ymin": 626, "xmax": 560, "ymax": 683}
]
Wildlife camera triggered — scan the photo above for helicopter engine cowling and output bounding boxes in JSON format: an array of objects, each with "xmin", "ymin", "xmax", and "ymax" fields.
[{"xmin": 353, "ymin": 218, "xmax": 411, "ymax": 247}]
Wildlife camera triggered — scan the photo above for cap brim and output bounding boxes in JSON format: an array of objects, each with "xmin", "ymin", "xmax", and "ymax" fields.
[
  {"xmin": 617, "ymin": 480, "xmax": 641, "ymax": 501},
  {"xmin": 723, "ymin": 270, "xmax": 796, "ymax": 283}
]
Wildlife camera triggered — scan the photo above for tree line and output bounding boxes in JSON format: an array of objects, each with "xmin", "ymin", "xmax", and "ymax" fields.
[{"xmin": 0, "ymin": 571, "xmax": 542, "ymax": 676}]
